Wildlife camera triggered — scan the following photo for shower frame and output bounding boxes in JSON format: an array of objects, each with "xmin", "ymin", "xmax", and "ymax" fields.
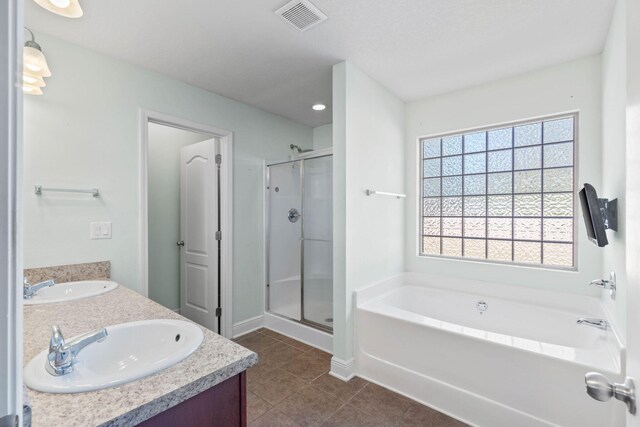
[{"xmin": 265, "ymin": 148, "xmax": 333, "ymax": 334}]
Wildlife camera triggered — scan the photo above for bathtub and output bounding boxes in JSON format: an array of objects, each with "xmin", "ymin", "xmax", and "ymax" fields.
[{"xmin": 355, "ymin": 273, "xmax": 625, "ymax": 427}]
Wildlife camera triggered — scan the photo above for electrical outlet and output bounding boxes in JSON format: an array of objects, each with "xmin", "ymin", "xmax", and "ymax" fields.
[{"xmin": 90, "ymin": 222, "xmax": 112, "ymax": 239}]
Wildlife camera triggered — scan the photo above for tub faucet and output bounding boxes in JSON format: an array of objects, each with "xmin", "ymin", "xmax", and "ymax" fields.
[
  {"xmin": 46, "ymin": 325, "xmax": 108, "ymax": 376},
  {"xmin": 23, "ymin": 278, "xmax": 55, "ymax": 299},
  {"xmin": 577, "ymin": 318, "xmax": 609, "ymax": 331}
]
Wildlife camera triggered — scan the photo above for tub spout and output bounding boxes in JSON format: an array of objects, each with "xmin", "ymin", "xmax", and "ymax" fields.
[{"xmin": 577, "ymin": 318, "xmax": 608, "ymax": 331}]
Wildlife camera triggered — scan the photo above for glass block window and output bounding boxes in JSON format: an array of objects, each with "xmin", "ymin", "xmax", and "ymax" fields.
[{"xmin": 420, "ymin": 114, "xmax": 576, "ymax": 268}]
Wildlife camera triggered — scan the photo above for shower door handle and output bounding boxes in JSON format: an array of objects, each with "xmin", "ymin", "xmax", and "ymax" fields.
[
  {"xmin": 288, "ymin": 208, "xmax": 301, "ymax": 223},
  {"xmin": 176, "ymin": 240, "xmax": 185, "ymax": 247}
]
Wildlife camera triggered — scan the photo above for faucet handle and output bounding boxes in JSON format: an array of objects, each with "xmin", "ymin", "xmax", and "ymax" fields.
[
  {"xmin": 589, "ymin": 271, "xmax": 617, "ymax": 300},
  {"xmin": 49, "ymin": 325, "xmax": 65, "ymax": 352}
]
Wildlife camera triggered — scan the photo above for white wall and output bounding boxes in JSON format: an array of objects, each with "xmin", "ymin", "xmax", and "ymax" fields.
[
  {"xmin": 148, "ymin": 123, "xmax": 211, "ymax": 311},
  {"xmin": 333, "ymin": 62, "xmax": 405, "ymax": 361},
  {"xmin": 313, "ymin": 124, "xmax": 333, "ymax": 149},
  {"xmin": 405, "ymin": 56, "xmax": 603, "ymax": 296},
  {"xmin": 601, "ymin": 0, "xmax": 628, "ymax": 337},
  {"xmin": 332, "ymin": 63, "xmax": 348, "ymax": 360},
  {"xmin": 22, "ymin": 33, "xmax": 313, "ymax": 325}
]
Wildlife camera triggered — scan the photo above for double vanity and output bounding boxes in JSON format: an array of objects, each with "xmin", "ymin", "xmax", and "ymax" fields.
[{"xmin": 22, "ymin": 264, "xmax": 257, "ymax": 426}]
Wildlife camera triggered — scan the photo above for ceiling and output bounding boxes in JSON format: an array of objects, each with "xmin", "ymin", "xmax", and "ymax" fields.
[{"xmin": 25, "ymin": 0, "xmax": 615, "ymax": 128}]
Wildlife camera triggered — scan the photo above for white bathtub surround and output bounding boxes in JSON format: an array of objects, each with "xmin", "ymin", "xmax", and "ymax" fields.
[
  {"xmin": 355, "ymin": 273, "xmax": 625, "ymax": 427},
  {"xmin": 263, "ymin": 312, "xmax": 332, "ymax": 353}
]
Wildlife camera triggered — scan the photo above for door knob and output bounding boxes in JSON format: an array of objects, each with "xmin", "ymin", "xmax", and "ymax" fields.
[
  {"xmin": 585, "ymin": 372, "xmax": 636, "ymax": 414},
  {"xmin": 176, "ymin": 240, "xmax": 185, "ymax": 247}
]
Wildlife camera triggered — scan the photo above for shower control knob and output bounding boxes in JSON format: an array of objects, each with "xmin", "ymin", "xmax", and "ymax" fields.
[
  {"xmin": 288, "ymin": 208, "xmax": 301, "ymax": 223},
  {"xmin": 476, "ymin": 301, "xmax": 488, "ymax": 313},
  {"xmin": 585, "ymin": 372, "xmax": 636, "ymax": 414},
  {"xmin": 176, "ymin": 240, "xmax": 185, "ymax": 247}
]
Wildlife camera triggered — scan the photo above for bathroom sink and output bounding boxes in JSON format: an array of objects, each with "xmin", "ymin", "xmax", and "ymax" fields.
[
  {"xmin": 24, "ymin": 319, "xmax": 204, "ymax": 393},
  {"xmin": 24, "ymin": 280, "xmax": 118, "ymax": 305}
]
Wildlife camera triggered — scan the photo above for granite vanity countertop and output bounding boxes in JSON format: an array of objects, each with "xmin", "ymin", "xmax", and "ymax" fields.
[{"xmin": 23, "ymin": 285, "xmax": 257, "ymax": 427}]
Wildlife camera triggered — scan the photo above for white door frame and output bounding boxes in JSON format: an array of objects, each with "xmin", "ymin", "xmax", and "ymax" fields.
[
  {"xmin": 0, "ymin": 0, "xmax": 23, "ymax": 422},
  {"xmin": 139, "ymin": 109, "xmax": 233, "ymax": 338}
]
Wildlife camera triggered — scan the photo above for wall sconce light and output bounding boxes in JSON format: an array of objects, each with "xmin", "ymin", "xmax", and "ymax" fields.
[
  {"xmin": 23, "ymin": 28, "xmax": 51, "ymax": 96},
  {"xmin": 32, "ymin": 0, "xmax": 83, "ymax": 18}
]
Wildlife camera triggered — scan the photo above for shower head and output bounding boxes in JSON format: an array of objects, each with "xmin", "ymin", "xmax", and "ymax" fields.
[{"xmin": 290, "ymin": 144, "xmax": 313, "ymax": 154}]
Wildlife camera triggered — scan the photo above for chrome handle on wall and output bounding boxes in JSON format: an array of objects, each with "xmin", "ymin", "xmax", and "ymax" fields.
[
  {"xmin": 288, "ymin": 208, "xmax": 301, "ymax": 223},
  {"xmin": 176, "ymin": 240, "xmax": 185, "ymax": 247},
  {"xmin": 585, "ymin": 372, "xmax": 636, "ymax": 414},
  {"xmin": 589, "ymin": 270, "xmax": 617, "ymax": 300}
]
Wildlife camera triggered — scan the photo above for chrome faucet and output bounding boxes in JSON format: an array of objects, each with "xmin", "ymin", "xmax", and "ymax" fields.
[
  {"xmin": 23, "ymin": 278, "xmax": 55, "ymax": 299},
  {"xmin": 577, "ymin": 318, "xmax": 609, "ymax": 331},
  {"xmin": 46, "ymin": 325, "xmax": 108, "ymax": 376},
  {"xmin": 589, "ymin": 271, "xmax": 617, "ymax": 300}
]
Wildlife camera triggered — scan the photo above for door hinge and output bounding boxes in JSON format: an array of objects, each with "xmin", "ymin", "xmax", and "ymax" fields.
[
  {"xmin": 215, "ymin": 307, "xmax": 222, "ymax": 317},
  {"xmin": 215, "ymin": 154, "xmax": 222, "ymax": 165},
  {"xmin": 215, "ymin": 230, "xmax": 222, "ymax": 240}
]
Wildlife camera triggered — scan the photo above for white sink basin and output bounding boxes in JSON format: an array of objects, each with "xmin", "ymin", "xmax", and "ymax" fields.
[
  {"xmin": 24, "ymin": 280, "xmax": 118, "ymax": 305},
  {"xmin": 24, "ymin": 319, "xmax": 204, "ymax": 393}
]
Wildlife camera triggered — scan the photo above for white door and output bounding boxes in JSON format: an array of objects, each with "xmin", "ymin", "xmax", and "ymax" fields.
[
  {"xmin": 267, "ymin": 161, "xmax": 302, "ymax": 321},
  {"xmin": 626, "ymin": 1, "xmax": 640, "ymax": 424},
  {"xmin": 179, "ymin": 139, "xmax": 219, "ymax": 333}
]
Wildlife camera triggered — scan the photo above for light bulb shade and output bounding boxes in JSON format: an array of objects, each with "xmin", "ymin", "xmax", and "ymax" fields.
[
  {"xmin": 33, "ymin": 0, "xmax": 83, "ymax": 18},
  {"xmin": 23, "ymin": 46, "xmax": 51, "ymax": 77},
  {"xmin": 23, "ymin": 70, "xmax": 47, "ymax": 87},
  {"xmin": 23, "ymin": 84, "xmax": 44, "ymax": 96}
]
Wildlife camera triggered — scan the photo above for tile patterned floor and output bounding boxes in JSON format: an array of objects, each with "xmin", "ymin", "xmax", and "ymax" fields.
[{"xmin": 234, "ymin": 328, "xmax": 466, "ymax": 427}]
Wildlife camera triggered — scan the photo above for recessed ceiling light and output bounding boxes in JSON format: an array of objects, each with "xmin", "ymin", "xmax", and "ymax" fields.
[
  {"xmin": 33, "ymin": 0, "xmax": 83, "ymax": 18},
  {"xmin": 312, "ymin": 104, "xmax": 326, "ymax": 111}
]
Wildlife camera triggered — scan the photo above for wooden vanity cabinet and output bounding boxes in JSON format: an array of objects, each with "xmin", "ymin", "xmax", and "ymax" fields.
[{"xmin": 138, "ymin": 371, "xmax": 247, "ymax": 427}]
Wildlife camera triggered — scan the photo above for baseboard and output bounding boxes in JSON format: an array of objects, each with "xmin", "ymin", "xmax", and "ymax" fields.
[
  {"xmin": 263, "ymin": 312, "xmax": 332, "ymax": 352},
  {"xmin": 330, "ymin": 357, "xmax": 356, "ymax": 381},
  {"xmin": 232, "ymin": 315, "xmax": 264, "ymax": 339}
]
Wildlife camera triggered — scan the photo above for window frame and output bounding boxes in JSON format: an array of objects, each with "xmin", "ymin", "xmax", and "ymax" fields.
[{"xmin": 416, "ymin": 112, "xmax": 579, "ymax": 271}]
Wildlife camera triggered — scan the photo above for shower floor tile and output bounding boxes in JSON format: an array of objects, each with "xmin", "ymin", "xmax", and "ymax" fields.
[{"xmin": 236, "ymin": 328, "xmax": 468, "ymax": 427}]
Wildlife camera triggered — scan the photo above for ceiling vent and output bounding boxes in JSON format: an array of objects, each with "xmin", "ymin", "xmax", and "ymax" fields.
[{"xmin": 275, "ymin": 0, "xmax": 327, "ymax": 32}]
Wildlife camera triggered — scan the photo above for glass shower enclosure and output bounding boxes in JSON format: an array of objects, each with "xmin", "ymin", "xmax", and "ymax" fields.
[{"xmin": 266, "ymin": 154, "xmax": 333, "ymax": 332}]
